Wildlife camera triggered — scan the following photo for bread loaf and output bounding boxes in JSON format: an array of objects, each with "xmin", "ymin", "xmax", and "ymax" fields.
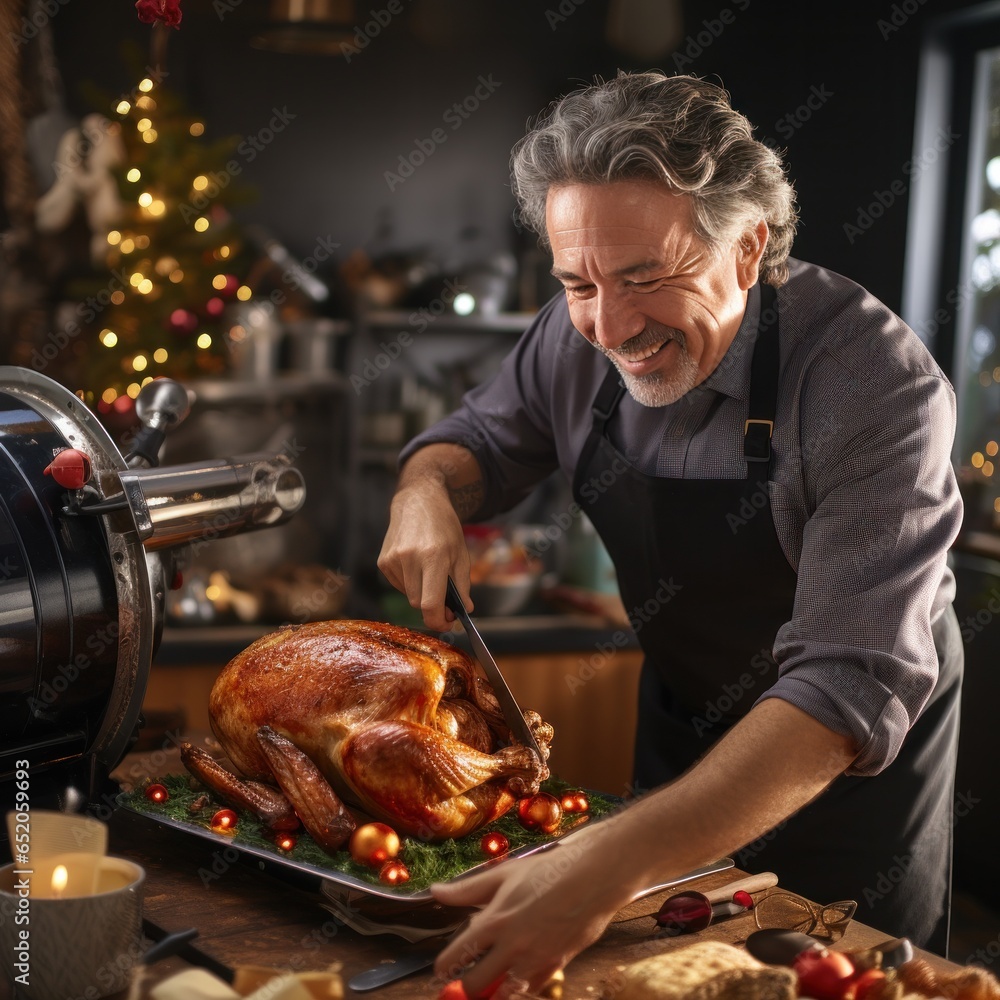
[{"xmin": 615, "ymin": 941, "xmax": 796, "ymax": 1000}]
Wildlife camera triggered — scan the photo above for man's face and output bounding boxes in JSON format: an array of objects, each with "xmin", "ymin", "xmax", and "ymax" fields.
[{"xmin": 546, "ymin": 180, "xmax": 762, "ymax": 407}]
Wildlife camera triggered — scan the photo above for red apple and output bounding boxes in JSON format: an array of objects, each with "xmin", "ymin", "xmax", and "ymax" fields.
[
  {"xmin": 792, "ymin": 947, "xmax": 856, "ymax": 1000},
  {"xmin": 846, "ymin": 968, "xmax": 887, "ymax": 1000}
]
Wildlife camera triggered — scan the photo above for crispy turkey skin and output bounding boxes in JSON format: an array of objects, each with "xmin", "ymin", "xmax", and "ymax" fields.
[{"xmin": 204, "ymin": 620, "xmax": 553, "ymax": 842}]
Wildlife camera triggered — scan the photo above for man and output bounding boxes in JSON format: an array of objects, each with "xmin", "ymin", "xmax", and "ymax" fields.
[{"xmin": 378, "ymin": 72, "xmax": 963, "ymax": 992}]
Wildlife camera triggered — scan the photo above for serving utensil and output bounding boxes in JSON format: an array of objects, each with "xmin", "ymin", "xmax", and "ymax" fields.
[{"xmin": 445, "ymin": 576, "xmax": 543, "ymax": 760}]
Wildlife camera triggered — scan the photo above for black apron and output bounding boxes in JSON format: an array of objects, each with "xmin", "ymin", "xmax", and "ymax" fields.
[{"xmin": 571, "ymin": 283, "xmax": 962, "ymax": 955}]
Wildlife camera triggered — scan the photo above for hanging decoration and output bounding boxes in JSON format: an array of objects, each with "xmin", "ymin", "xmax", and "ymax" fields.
[{"xmin": 135, "ymin": 0, "xmax": 183, "ymax": 28}]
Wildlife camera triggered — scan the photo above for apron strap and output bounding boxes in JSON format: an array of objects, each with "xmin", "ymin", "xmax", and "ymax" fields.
[
  {"xmin": 744, "ymin": 281, "xmax": 779, "ymax": 470},
  {"xmin": 591, "ymin": 365, "xmax": 627, "ymax": 435}
]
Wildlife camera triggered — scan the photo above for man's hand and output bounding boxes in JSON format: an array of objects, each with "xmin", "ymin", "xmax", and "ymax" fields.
[
  {"xmin": 431, "ymin": 817, "xmax": 640, "ymax": 999},
  {"xmin": 378, "ymin": 443, "xmax": 485, "ymax": 631},
  {"xmin": 428, "ymin": 700, "xmax": 857, "ymax": 995}
]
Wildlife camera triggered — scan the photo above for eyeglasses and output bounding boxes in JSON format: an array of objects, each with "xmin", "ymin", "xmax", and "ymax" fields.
[{"xmin": 753, "ymin": 891, "xmax": 857, "ymax": 941}]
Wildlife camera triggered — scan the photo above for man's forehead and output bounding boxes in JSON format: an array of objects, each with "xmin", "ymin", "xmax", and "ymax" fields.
[
  {"xmin": 546, "ymin": 182, "xmax": 697, "ymax": 250},
  {"xmin": 550, "ymin": 229, "xmax": 667, "ymax": 250}
]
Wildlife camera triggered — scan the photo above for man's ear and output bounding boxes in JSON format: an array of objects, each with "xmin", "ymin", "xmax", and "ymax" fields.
[{"xmin": 736, "ymin": 220, "xmax": 769, "ymax": 289}]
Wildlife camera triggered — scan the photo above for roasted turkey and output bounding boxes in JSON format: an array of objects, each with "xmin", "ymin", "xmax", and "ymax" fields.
[{"xmin": 180, "ymin": 620, "xmax": 553, "ymax": 851}]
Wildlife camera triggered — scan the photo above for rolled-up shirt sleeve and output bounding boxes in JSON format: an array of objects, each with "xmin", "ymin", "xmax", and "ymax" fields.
[{"xmin": 759, "ymin": 351, "xmax": 963, "ymax": 777}]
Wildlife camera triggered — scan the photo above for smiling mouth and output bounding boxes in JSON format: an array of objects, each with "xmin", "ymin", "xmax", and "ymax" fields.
[{"xmin": 614, "ymin": 339, "xmax": 673, "ymax": 363}]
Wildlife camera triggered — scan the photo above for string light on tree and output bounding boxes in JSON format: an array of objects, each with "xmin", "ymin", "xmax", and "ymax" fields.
[{"xmin": 76, "ymin": 20, "xmax": 255, "ymax": 417}]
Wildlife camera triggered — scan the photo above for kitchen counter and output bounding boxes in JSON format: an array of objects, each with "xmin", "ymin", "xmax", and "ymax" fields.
[{"xmin": 154, "ymin": 614, "xmax": 640, "ymax": 665}]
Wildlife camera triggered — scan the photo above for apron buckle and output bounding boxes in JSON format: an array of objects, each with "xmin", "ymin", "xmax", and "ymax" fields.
[{"xmin": 744, "ymin": 418, "xmax": 774, "ymax": 463}]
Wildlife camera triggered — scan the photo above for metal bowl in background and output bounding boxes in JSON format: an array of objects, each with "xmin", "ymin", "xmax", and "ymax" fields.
[{"xmin": 469, "ymin": 572, "xmax": 541, "ymax": 617}]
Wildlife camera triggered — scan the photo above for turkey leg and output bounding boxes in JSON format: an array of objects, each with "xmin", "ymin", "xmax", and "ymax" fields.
[
  {"xmin": 256, "ymin": 726, "xmax": 357, "ymax": 853},
  {"xmin": 180, "ymin": 742, "xmax": 299, "ymax": 830},
  {"xmin": 340, "ymin": 720, "xmax": 545, "ymax": 840}
]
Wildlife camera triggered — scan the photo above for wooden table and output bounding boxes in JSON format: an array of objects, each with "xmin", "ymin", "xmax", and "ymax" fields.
[
  {"xmin": 98, "ymin": 812, "xmax": 959, "ymax": 999},
  {"xmin": 0, "ymin": 737, "xmax": 960, "ymax": 1000}
]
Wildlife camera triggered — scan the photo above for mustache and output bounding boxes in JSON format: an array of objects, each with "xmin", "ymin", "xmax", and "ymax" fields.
[{"xmin": 598, "ymin": 323, "xmax": 685, "ymax": 357}]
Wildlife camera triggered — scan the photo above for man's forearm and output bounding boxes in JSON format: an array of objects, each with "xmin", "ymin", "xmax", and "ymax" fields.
[
  {"xmin": 605, "ymin": 699, "xmax": 858, "ymax": 890},
  {"xmin": 397, "ymin": 442, "xmax": 486, "ymax": 521}
]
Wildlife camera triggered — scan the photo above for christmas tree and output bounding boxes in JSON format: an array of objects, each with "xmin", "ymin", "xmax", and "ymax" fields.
[{"xmin": 76, "ymin": 7, "xmax": 255, "ymax": 420}]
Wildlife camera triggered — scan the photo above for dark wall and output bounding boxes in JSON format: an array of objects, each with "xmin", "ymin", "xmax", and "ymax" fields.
[{"xmin": 45, "ymin": 0, "xmax": 984, "ymax": 318}]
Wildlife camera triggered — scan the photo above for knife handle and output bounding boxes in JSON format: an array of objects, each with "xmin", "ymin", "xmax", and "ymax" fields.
[
  {"xmin": 703, "ymin": 871, "xmax": 778, "ymax": 904},
  {"xmin": 445, "ymin": 576, "xmax": 466, "ymax": 616}
]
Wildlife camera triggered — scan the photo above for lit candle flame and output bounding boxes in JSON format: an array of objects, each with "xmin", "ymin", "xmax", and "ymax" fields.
[{"xmin": 52, "ymin": 865, "xmax": 68, "ymax": 899}]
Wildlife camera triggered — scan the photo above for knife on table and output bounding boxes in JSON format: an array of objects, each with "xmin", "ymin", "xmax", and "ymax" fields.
[
  {"xmin": 445, "ymin": 576, "xmax": 544, "ymax": 761},
  {"xmin": 347, "ymin": 870, "xmax": 776, "ymax": 991}
]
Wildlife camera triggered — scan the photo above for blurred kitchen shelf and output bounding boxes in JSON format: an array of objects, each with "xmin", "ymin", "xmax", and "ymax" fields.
[{"xmin": 361, "ymin": 310, "xmax": 536, "ymax": 333}]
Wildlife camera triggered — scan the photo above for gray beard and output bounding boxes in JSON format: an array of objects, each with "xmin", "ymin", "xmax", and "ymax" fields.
[{"xmin": 596, "ymin": 326, "xmax": 701, "ymax": 407}]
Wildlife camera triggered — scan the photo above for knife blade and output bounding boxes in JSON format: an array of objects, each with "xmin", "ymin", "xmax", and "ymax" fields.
[
  {"xmin": 348, "ymin": 950, "xmax": 438, "ymax": 992},
  {"xmin": 445, "ymin": 576, "xmax": 543, "ymax": 760}
]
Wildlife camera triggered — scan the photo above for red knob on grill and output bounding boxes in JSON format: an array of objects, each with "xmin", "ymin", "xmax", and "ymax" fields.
[{"xmin": 43, "ymin": 448, "xmax": 93, "ymax": 489}]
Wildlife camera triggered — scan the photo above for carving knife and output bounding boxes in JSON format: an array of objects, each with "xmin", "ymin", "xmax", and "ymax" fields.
[{"xmin": 445, "ymin": 576, "xmax": 543, "ymax": 760}]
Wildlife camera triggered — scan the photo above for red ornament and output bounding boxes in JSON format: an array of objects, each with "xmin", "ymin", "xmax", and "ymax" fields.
[
  {"xmin": 135, "ymin": 0, "xmax": 182, "ymax": 28},
  {"xmin": 560, "ymin": 790, "xmax": 590, "ymax": 814},
  {"xmin": 144, "ymin": 783, "xmax": 169, "ymax": 804},
  {"xmin": 378, "ymin": 859, "xmax": 410, "ymax": 886},
  {"xmin": 349, "ymin": 823, "xmax": 400, "ymax": 867},
  {"xmin": 169, "ymin": 308, "xmax": 199, "ymax": 335},
  {"xmin": 480, "ymin": 832, "xmax": 509, "ymax": 858},
  {"xmin": 205, "ymin": 296, "xmax": 226, "ymax": 318},
  {"xmin": 210, "ymin": 808, "xmax": 238, "ymax": 834},
  {"xmin": 516, "ymin": 792, "xmax": 562, "ymax": 834},
  {"xmin": 275, "ymin": 833, "xmax": 297, "ymax": 852},
  {"xmin": 438, "ymin": 976, "xmax": 505, "ymax": 1000}
]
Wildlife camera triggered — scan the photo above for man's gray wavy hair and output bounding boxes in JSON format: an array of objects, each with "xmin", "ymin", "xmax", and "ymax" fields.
[{"xmin": 511, "ymin": 72, "xmax": 798, "ymax": 287}]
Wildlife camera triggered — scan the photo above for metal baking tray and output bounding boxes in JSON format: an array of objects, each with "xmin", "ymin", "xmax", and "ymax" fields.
[{"xmin": 115, "ymin": 793, "xmax": 732, "ymax": 907}]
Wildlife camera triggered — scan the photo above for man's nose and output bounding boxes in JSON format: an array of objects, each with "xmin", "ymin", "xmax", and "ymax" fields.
[{"xmin": 592, "ymin": 293, "xmax": 645, "ymax": 351}]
